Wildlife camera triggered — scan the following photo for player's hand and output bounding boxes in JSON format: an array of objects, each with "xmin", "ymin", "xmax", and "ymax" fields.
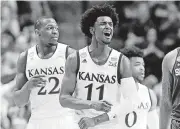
[
  {"xmin": 90, "ymin": 100, "xmax": 112, "ymax": 112},
  {"xmin": 78, "ymin": 117, "xmax": 95, "ymax": 129},
  {"xmin": 27, "ymin": 75, "xmax": 47, "ymax": 90}
]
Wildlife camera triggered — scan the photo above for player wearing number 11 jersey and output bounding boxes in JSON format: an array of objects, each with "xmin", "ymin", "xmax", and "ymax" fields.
[
  {"xmin": 13, "ymin": 17, "xmax": 75, "ymax": 129},
  {"xmin": 60, "ymin": 4, "xmax": 139, "ymax": 129}
]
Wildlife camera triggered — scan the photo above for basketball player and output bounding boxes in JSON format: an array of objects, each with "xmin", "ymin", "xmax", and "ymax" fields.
[
  {"xmin": 120, "ymin": 46, "xmax": 159, "ymax": 129},
  {"xmin": 60, "ymin": 4, "xmax": 139, "ymax": 129},
  {"xmin": 160, "ymin": 47, "xmax": 180, "ymax": 129},
  {"xmin": 13, "ymin": 17, "xmax": 75, "ymax": 129}
]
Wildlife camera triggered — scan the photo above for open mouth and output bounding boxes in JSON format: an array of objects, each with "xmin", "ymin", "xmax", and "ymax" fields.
[
  {"xmin": 140, "ymin": 73, "xmax": 145, "ymax": 77},
  {"xmin": 103, "ymin": 32, "xmax": 111, "ymax": 38}
]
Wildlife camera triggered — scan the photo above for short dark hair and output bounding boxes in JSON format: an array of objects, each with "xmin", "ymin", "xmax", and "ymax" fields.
[
  {"xmin": 34, "ymin": 16, "xmax": 55, "ymax": 30},
  {"xmin": 80, "ymin": 4, "xmax": 119, "ymax": 38},
  {"xmin": 120, "ymin": 46, "xmax": 144, "ymax": 59}
]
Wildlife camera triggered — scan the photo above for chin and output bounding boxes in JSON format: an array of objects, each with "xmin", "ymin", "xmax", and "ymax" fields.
[
  {"xmin": 138, "ymin": 78, "xmax": 144, "ymax": 83},
  {"xmin": 103, "ymin": 40, "xmax": 111, "ymax": 45}
]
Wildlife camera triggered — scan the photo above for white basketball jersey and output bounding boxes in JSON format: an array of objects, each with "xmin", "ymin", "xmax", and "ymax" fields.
[
  {"xmin": 25, "ymin": 43, "xmax": 69, "ymax": 119},
  {"xmin": 74, "ymin": 47, "xmax": 122, "ymax": 128},
  {"xmin": 118, "ymin": 83, "xmax": 152, "ymax": 129}
]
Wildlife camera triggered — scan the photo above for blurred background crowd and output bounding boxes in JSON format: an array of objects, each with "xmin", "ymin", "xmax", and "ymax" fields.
[{"xmin": 1, "ymin": 1, "xmax": 180, "ymax": 129}]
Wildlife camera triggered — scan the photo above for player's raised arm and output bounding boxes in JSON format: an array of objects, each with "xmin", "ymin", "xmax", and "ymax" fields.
[
  {"xmin": 104, "ymin": 55, "xmax": 138, "ymax": 122},
  {"xmin": 79, "ymin": 55, "xmax": 138, "ymax": 128},
  {"xmin": 118, "ymin": 55, "xmax": 138, "ymax": 99},
  {"xmin": 13, "ymin": 51, "xmax": 46, "ymax": 107},
  {"xmin": 160, "ymin": 53, "xmax": 173, "ymax": 129}
]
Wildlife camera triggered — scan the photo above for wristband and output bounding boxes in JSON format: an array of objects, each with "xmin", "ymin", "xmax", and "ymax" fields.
[{"xmin": 107, "ymin": 112, "xmax": 116, "ymax": 120}]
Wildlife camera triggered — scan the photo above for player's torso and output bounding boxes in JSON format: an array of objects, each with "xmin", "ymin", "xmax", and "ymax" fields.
[
  {"xmin": 74, "ymin": 47, "xmax": 121, "ymax": 118},
  {"xmin": 25, "ymin": 43, "xmax": 68, "ymax": 119},
  {"xmin": 118, "ymin": 83, "xmax": 151, "ymax": 129},
  {"xmin": 171, "ymin": 47, "xmax": 180, "ymax": 121}
]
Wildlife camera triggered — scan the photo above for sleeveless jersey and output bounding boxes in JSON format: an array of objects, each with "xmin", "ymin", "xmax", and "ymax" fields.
[
  {"xmin": 25, "ymin": 43, "xmax": 69, "ymax": 119},
  {"xmin": 171, "ymin": 47, "xmax": 180, "ymax": 121},
  {"xmin": 74, "ymin": 47, "xmax": 122, "ymax": 128},
  {"xmin": 118, "ymin": 83, "xmax": 152, "ymax": 129}
]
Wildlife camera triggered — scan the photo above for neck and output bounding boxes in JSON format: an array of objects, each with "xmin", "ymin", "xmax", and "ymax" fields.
[
  {"xmin": 37, "ymin": 43, "xmax": 57, "ymax": 58},
  {"xmin": 134, "ymin": 78, "xmax": 140, "ymax": 90},
  {"xmin": 89, "ymin": 37, "xmax": 110, "ymax": 58}
]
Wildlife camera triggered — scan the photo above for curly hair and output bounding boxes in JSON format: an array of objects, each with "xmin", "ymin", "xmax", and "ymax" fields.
[
  {"xmin": 80, "ymin": 4, "xmax": 119, "ymax": 38},
  {"xmin": 120, "ymin": 46, "xmax": 144, "ymax": 59}
]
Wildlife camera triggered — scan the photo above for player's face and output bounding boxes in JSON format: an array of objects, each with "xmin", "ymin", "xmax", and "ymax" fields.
[
  {"xmin": 93, "ymin": 16, "xmax": 113, "ymax": 45},
  {"xmin": 130, "ymin": 57, "xmax": 145, "ymax": 83},
  {"xmin": 39, "ymin": 19, "xmax": 59, "ymax": 46}
]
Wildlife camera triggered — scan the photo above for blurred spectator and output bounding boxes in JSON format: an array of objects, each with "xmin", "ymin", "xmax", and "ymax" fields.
[
  {"xmin": 143, "ymin": 28, "xmax": 164, "ymax": 81},
  {"xmin": 16, "ymin": 20, "xmax": 36, "ymax": 52},
  {"xmin": 1, "ymin": 30, "xmax": 16, "ymax": 55},
  {"xmin": 1, "ymin": 1, "xmax": 20, "ymax": 37}
]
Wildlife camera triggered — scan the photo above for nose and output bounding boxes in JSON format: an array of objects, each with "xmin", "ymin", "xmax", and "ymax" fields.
[
  {"xmin": 140, "ymin": 65, "xmax": 145, "ymax": 72},
  {"xmin": 52, "ymin": 28, "xmax": 58, "ymax": 34},
  {"xmin": 105, "ymin": 22, "xmax": 111, "ymax": 28}
]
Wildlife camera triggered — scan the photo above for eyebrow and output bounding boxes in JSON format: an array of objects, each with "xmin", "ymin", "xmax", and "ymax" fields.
[
  {"xmin": 135, "ymin": 62, "xmax": 144, "ymax": 64},
  {"xmin": 98, "ymin": 21, "xmax": 113, "ymax": 23},
  {"xmin": 45, "ymin": 24, "xmax": 58, "ymax": 27}
]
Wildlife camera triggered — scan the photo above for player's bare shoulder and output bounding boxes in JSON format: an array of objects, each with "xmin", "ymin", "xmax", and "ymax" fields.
[
  {"xmin": 65, "ymin": 51, "xmax": 78, "ymax": 73},
  {"xmin": 67, "ymin": 47, "xmax": 76, "ymax": 56},
  {"xmin": 163, "ymin": 48, "xmax": 178, "ymax": 73},
  {"xmin": 17, "ymin": 50, "xmax": 28, "ymax": 73}
]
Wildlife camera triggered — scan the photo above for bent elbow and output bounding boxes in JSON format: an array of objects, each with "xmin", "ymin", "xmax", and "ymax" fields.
[
  {"xmin": 59, "ymin": 95, "xmax": 68, "ymax": 107},
  {"xmin": 13, "ymin": 93, "xmax": 27, "ymax": 108},
  {"xmin": 13, "ymin": 99, "xmax": 27, "ymax": 108}
]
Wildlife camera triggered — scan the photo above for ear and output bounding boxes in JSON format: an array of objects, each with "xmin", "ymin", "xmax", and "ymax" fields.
[
  {"xmin": 35, "ymin": 29, "xmax": 41, "ymax": 36},
  {"xmin": 89, "ymin": 27, "xmax": 95, "ymax": 35}
]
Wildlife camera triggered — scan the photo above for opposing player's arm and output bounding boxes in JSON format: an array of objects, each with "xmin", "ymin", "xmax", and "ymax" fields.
[
  {"xmin": 13, "ymin": 51, "xmax": 31, "ymax": 107},
  {"xmin": 160, "ymin": 53, "xmax": 173, "ymax": 129},
  {"xmin": 60, "ymin": 51, "xmax": 93, "ymax": 110},
  {"xmin": 147, "ymin": 89, "xmax": 159, "ymax": 129}
]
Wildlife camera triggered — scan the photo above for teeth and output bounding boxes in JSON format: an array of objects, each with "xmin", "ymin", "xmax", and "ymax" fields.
[{"xmin": 104, "ymin": 33, "xmax": 110, "ymax": 36}]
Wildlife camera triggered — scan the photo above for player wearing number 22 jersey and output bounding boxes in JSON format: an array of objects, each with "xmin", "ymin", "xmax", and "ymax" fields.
[
  {"xmin": 13, "ymin": 17, "xmax": 75, "ymax": 129},
  {"xmin": 26, "ymin": 43, "xmax": 68, "ymax": 119}
]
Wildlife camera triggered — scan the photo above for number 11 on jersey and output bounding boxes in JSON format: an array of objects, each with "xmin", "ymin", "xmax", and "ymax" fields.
[{"xmin": 85, "ymin": 83, "xmax": 104, "ymax": 100}]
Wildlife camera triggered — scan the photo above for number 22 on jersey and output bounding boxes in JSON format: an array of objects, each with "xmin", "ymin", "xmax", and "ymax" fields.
[{"xmin": 38, "ymin": 77, "xmax": 60, "ymax": 95}]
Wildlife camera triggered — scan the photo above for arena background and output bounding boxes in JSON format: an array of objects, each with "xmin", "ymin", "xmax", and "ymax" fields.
[{"xmin": 1, "ymin": 1, "xmax": 180, "ymax": 129}]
